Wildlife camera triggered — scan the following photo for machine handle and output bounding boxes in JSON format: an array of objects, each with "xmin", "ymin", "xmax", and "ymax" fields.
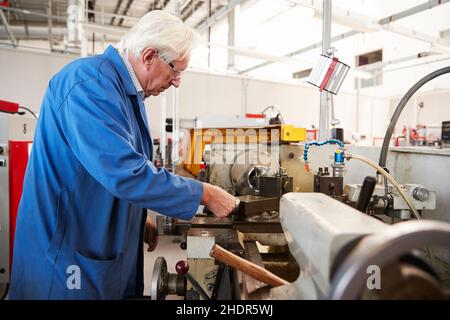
[
  {"xmin": 175, "ymin": 260, "xmax": 210, "ymax": 300},
  {"xmin": 209, "ymin": 244, "xmax": 289, "ymax": 287},
  {"xmin": 356, "ymin": 176, "xmax": 377, "ymax": 213}
]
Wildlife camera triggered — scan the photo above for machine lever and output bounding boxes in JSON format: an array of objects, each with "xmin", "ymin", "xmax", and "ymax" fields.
[
  {"xmin": 356, "ymin": 176, "xmax": 377, "ymax": 213},
  {"xmin": 209, "ymin": 244, "xmax": 289, "ymax": 287},
  {"xmin": 176, "ymin": 260, "xmax": 210, "ymax": 300}
]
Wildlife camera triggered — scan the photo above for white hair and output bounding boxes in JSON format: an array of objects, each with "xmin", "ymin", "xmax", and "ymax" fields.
[{"xmin": 118, "ymin": 10, "xmax": 199, "ymax": 62}]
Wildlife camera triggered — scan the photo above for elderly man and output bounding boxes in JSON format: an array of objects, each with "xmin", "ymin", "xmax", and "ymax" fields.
[{"xmin": 10, "ymin": 10, "xmax": 236, "ymax": 300}]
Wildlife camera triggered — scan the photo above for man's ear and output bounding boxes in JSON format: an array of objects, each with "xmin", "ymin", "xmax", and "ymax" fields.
[{"xmin": 141, "ymin": 47, "xmax": 158, "ymax": 66}]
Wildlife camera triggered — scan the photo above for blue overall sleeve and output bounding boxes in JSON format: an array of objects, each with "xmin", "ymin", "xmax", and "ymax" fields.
[{"xmin": 58, "ymin": 77, "xmax": 203, "ymax": 220}]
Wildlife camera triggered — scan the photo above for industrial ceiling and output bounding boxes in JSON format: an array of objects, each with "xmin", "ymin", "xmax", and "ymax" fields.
[{"xmin": 0, "ymin": 0, "xmax": 234, "ymax": 30}]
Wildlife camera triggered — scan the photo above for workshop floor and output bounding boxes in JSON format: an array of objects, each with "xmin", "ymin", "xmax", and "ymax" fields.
[{"xmin": 143, "ymin": 235, "xmax": 187, "ymax": 299}]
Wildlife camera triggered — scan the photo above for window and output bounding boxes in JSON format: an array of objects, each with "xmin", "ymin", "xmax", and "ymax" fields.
[{"xmin": 356, "ymin": 49, "xmax": 383, "ymax": 88}]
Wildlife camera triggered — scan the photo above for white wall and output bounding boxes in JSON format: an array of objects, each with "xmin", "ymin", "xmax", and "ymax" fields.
[
  {"xmin": 0, "ymin": 47, "xmax": 74, "ymax": 112},
  {"xmin": 389, "ymin": 89, "xmax": 450, "ymax": 138},
  {"xmin": 147, "ymin": 71, "xmax": 393, "ymax": 144},
  {"xmin": 1, "ymin": 47, "xmax": 393, "ymax": 144},
  {"xmin": 2, "ymin": 43, "xmax": 445, "ymax": 147}
]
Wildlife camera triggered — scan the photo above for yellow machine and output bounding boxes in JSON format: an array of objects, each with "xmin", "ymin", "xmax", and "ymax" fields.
[{"xmin": 181, "ymin": 124, "xmax": 306, "ymax": 177}]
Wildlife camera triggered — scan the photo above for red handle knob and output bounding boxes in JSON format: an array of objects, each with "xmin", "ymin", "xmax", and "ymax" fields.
[{"xmin": 175, "ymin": 260, "xmax": 189, "ymax": 275}]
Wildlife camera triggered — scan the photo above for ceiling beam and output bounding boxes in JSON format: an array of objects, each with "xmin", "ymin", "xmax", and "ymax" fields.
[
  {"xmin": 238, "ymin": 30, "xmax": 358, "ymax": 74},
  {"xmin": 10, "ymin": 0, "xmax": 29, "ymax": 36},
  {"xmin": 239, "ymin": 0, "xmax": 450, "ymax": 74},
  {"xmin": 0, "ymin": 6, "xmax": 66, "ymax": 21},
  {"xmin": 118, "ymin": 0, "xmax": 134, "ymax": 26},
  {"xmin": 377, "ymin": 0, "xmax": 450, "ymax": 24},
  {"xmin": 298, "ymin": 0, "xmax": 450, "ymax": 48},
  {"xmin": 86, "ymin": 9, "xmax": 139, "ymax": 24},
  {"xmin": 181, "ymin": 0, "xmax": 205, "ymax": 22},
  {"xmin": 147, "ymin": 0, "xmax": 170, "ymax": 12},
  {"xmin": 0, "ymin": 25, "xmax": 119, "ymax": 41},
  {"xmin": 196, "ymin": 0, "xmax": 244, "ymax": 33},
  {"xmin": 312, "ymin": 2, "xmax": 450, "ymax": 51},
  {"xmin": 81, "ymin": 22, "xmax": 127, "ymax": 37},
  {"xmin": 0, "ymin": 6, "xmax": 140, "ymax": 29},
  {"xmin": 110, "ymin": 0, "xmax": 124, "ymax": 25}
]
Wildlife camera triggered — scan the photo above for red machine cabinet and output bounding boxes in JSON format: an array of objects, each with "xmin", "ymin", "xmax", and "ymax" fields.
[{"xmin": 0, "ymin": 104, "xmax": 36, "ymax": 287}]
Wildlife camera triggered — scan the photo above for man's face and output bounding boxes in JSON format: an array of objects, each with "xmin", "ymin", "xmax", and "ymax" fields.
[{"xmin": 133, "ymin": 47, "xmax": 189, "ymax": 98}]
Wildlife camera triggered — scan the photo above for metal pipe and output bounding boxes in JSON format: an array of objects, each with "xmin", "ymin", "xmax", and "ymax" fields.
[
  {"xmin": 100, "ymin": 5, "xmax": 105, "ymax": 49},
  {"xmin": 318, "ymin": 0, "xmax": 331, "ymax": 141},
  {"xmin": 378, "ymin": 66, "xmax": 450, "ymax": 168},
  {"xmin": 0, "ymin": 6, "xmax": 66, "ymax": 21},
  {"xmin": 160, "ymin": 92, "xmax": 167, "ymax": 166},
  {"xmin": 321, "ymin": 0, "xmax": 332, "ymax": 50},
  {"xmin": 0, "ymin": 10, "xmax": 17, "ymax": 47},
  {"xmin": 47, "ymin": 1, "xmax": 53, "ymax": 51},
  {"xmin": 173, "ymin": 0, "xmax": 181, "ymax": 17},
  {"xmin": 0, "ymin": 41, "xmax": 79, "ymax": 56},
  {"xmin": 355, "ymin": 77, "xmax": 361, "ymax": 133},
  {"xmin": 207, "ymin": 0, "xmax": 211, "ymax": 68},
  {"xmin": 172, "ymin": 87, "xmax": 180, "ymax": 172},
  {"xmin": 196, "ymin": 0, "xmax": 244, "ymax": 33},
  {"xmin": 0, "ymin": 25, "xmax": 118, "ymax": 40},
  {"xmin": 227, "ymin": 6, "xmax": 236, "ymax": 70},
  {"xmin": 377, "ymin": 0, "xmax": 450, "ymax": 25},
  {"xmin": 184, "ymin": 273, "xmax": 210, "ymax": 300},
  {"xmin": 85, "ymin": 9, "xmax": 139, "ymax": 22},
  {"xmin": 67, "ymin": 0, "xmax": 82, "ymax": 50},
  {"xmin": 80, "ymin": 3, "xmax": 87, "ymax": 57}
]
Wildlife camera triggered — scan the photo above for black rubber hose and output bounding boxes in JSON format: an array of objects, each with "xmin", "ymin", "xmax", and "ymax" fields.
[
  {"xmin": 379, "ymin": 66, "xmax": 450, "ymax": 168},
  {"xmin": 18, "ymin": 106, "xmax": 38, "ymax": 119}
]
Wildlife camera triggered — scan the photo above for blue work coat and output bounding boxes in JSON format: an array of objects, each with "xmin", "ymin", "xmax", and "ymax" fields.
[{"xmin": 9, "ymin": 45, "xmax": 203, "ymax": 300}]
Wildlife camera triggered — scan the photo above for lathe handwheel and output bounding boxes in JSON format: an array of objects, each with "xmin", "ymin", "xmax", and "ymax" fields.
[
  {"xmin": 151, "ymin": 256, "xmax": 169, "ymax": 300},
  {"xmin": 329, "ymin": 220, "xmax": 450, "ymax": 299}
]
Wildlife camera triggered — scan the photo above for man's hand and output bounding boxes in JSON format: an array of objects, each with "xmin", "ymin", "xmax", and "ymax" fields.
[
  {"xmin": 201, "ymin": 183, "xmax": 238, "ymax": 219},
  {"xmin": 144, "ymin": 219, "xmax": 158, "ymax": 252}
]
